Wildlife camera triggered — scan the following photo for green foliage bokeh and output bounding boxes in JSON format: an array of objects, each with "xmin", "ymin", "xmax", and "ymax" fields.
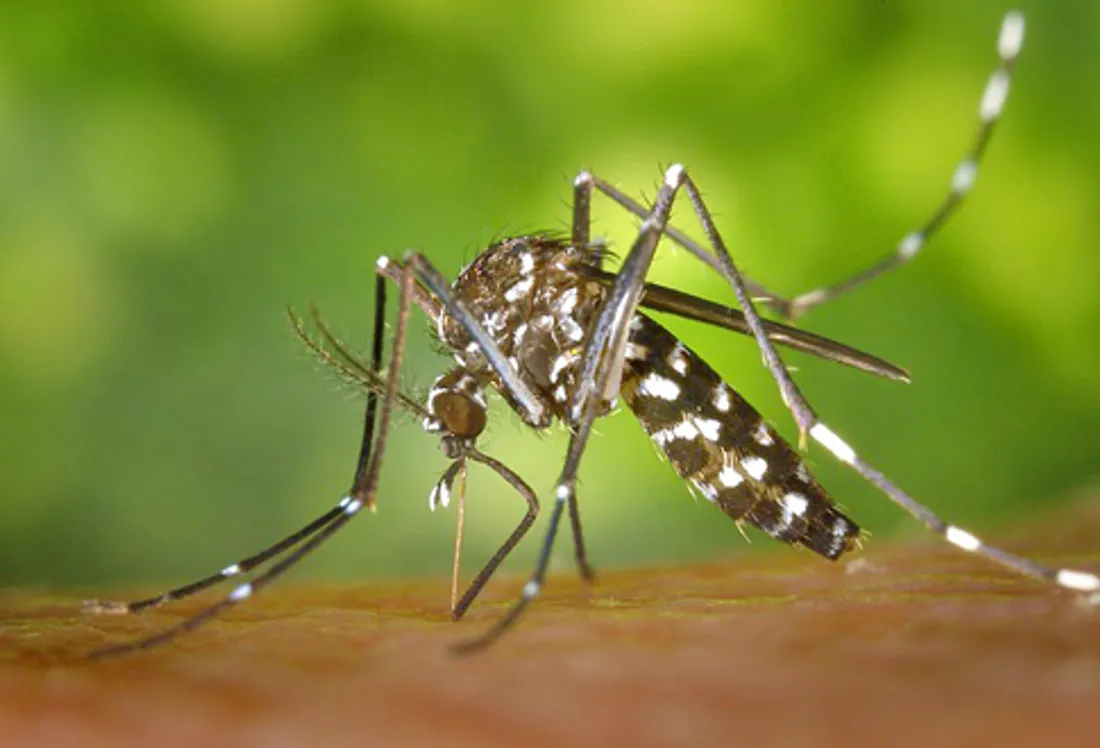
[{"xmin": 1, "ymin": 0, "xmax": 1097, "ymax": 588}]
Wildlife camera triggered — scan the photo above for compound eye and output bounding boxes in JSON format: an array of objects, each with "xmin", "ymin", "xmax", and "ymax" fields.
[{"xmin": 433, "ymin": 391, "xmax": 487, "ymax": 440}]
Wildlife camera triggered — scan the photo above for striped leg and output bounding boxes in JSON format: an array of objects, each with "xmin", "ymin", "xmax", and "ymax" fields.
[
  {"xmin": 672, "ymin": 160, "xmax": 1100, "ymax": 600},
  {"xmin": 88, "ymin": 257, "xmax": 415, "ymax": 658},
  {"xmin": 781, "ymin": 11, "xmax": 1027, "ymax": 319},
  {"xmin": 82, "ymin": 504, "xmax": 347, "ymax": 617},
  {"xmin": 808, "ymin": 423, "xmax": 1100, "ymax": 598},
  {"xmin": 582, "ymin": 13, "xmax": 1027, "ymax": 322},
  {"xmin": 83, "ymin": 273, "xmax": 396, "ymax": 624}
]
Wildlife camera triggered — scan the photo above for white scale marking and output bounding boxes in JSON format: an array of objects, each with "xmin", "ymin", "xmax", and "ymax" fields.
[
  {"xmin": 638, "ymin": 372, "xmax": 681, "ymax": 401},
  {"xmin": 427, "ymin": 381, "xmax": 447, "ymax": 410},
  {"xmin": 898, "ymin": 232, "xmax": 924, "ymax": 260},
  {"xmin": 781, "ymin": 492, "xmax": 809, "ymax": 517},
  {"xmin": 655, "ymin": 417, "xmax": 700, "ymax": 445},
  {"xmin": 951, "ymin": 160, "xmax": 977, "ymax": 194},
  {"xmin": 671, "ymin": 418, "xmax": 700, "ymax": 441},
  {"xmin": 471, "ymin": 389, "xmax": 487, "ymax": 409},
  {"xmin": 980, "ymin": 70, "xmax": 1010, "ymax": 121},
  {"xmin": 664, "ymin": 163, "xmax": 685, "ymax": 188},
  {"xmin": 945, "ymin": 526, "xmax": 982, "ymax": 552},
  {"xmin": 999, "ymin": 12, "xmax": 1025, "ymax": 60},
  {"xmin": 667, "ymin": 343, "xmax": 689, "ymax": 375},
  {"xmin": 519, "ymin": 252, "xmax": 535, "ymax": 274},
  {"xmin": 753, "ymin": 421, "xmax": 774, "ymax": 447},
  {"xmin": 532, "ymin": 314, "xmax": 554, "ymax": 332},
  {"xmin": 718, "ymin": 464, "xmax": 743, "ymax": 488},
  {"xmin": 229, "ymin": 583, "xmax": 253, "ymax": 602},
  {"xmin": 695, "ymin": 417, "xmax": 721, "ymax": 442},
  {"xmin": 550, "ymin": 351, "xmax": 578, "ymax": 384},
  {"xmin": 221, "ymin": 564, "xmax": 241, "ymax": 577},
  {"xmin": 513, "ymin": 322, "xmax": 528, "ymax": 346},
  {"xmin": 560, "ymin": 316, "xmax": 585, "ymax": 342},
  {"xmin": 435, "ymin": 480, "xmax": 451, "ymax": 509},
  {"xmin": 558, "ymin": 287, "xmax": 579, "ymax": 316},
  {"xmin": 1057, "ymin": 569, "xmax": 1100, "ymax": 593},
  {"xmin": 830, "ymin": 519, "xmax": 852, "ymax": 554},
  {"xmin": 810, "ymin": 423, "xmax": 856, "ymax": 464},
  {"xmin": 712, "ymin": 385, "xmax": 731, "ymax": 413},
  {"xmin": 504, "ymin": 276, "xmax": 534, "ymax": 302},
  {"xmin": 625, "ymin": 342, "xmax": 649, "ymax": 361},
  {"xmin": 775, "ymin": 494, "xmax": 808, "ymax": 534},
  {"xmin": 741, "ymin": 455, "xmax": 767, "ymax": 481},
  {"xmin": 436, "ymin": 311, "xmax": 449, "ymax": 344},
  {"xmin": 484, "ymin": 309, "xmax": 507, "ymax": 335},
  {"xmin": 690, "ymin": 478, "xmax": 719, "ymax": 502},
  {"xmin": 345, "ymin": 498, "xmax": 363, "ymax": 515}
]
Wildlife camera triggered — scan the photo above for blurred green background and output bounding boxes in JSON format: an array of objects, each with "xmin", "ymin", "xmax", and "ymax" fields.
[{"xmin": 1, "ymin": 0, "xmax": 1097, "ymax": 591}]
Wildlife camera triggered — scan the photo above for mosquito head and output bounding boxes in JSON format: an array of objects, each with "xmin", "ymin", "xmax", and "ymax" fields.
[
  {"xmin": 424, "ymin": 367, "xmax": 489, "ymax": 455},
  {"xmin": 432, "ymin": 392, "xmax": 487, "ymax": 442}
]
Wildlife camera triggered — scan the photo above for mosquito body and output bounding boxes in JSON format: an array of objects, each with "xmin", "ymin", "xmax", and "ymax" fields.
[
  {"xmin": 87, "ymin": 11, "xmax": 1100, "ymax": 658},
  {"xmin": 431, "ymin": 234, "xmax": 861, "ymax": 560}
]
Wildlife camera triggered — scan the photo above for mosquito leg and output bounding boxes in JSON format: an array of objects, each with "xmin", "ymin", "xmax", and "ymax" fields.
[
  {"xmin": 346, "ymin": 272, "xmax": 389, "ymax": 500},
  {"xmin": 85, "ymin": 273, "xmax": 398, "ymax": 620},
  {"xmin": 305, "ymin": 303, "xmax": 547, "ymax": 621},
  {"xmin": 451, "ymin": 450, "xmax": 540, "ymax": 621},
  {"xmin": 781, "ymin": 12, "xmax": 1025, "ymax": 318},
  {"xmin": 571, "ymin": 169, "xmax": 593, "ymax": 251},
  {"xmin": 582, "ymin": 18, "xmax": 1026, "ymax": 322},
  {"xmin": 453, "ymin": 165, "xmax": 688, "ymax": 653},
  {"xmin": 88, "ymin": 499, "xmax": 358, "ymax": 658},
  {"xmin": 567, "ymin": 495, "xmax": 596, "ymax": 583},
  {"xmin": 674, "ymin": 161, "xmax": 1100, "ymax": 602},
  {"xmin": 581, "ymin": 172, "xmax": 779, "ymax": 303},
  {"xmin": 89, "ymin": 258, "xmax": 416, "ymax": 658},
  {"xmin": 564, "ymin": 171, "xmax": 604, "ymax": 584},
  {"xmin": 83, "ymin": 505, "xmax": 347, "ymax": 617}
]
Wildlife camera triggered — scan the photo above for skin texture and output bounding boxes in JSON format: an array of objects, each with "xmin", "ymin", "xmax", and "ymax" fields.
[{"xmin": 3, "ymin": 503, "xmax": 1100, "ymax": 748}]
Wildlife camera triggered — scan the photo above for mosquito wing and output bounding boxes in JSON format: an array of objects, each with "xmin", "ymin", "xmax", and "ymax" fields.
[{"xmin": 580, "ymin": 266, "xmax": 909, "ymax": 383}]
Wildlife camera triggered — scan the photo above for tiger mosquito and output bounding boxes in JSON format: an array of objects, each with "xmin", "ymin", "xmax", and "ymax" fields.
[{"xmin": 87, "ymin": 11, "xmax": 1099, "ymax": 658}]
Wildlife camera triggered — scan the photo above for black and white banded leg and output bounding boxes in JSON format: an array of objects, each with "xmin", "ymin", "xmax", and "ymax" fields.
[
  {"xmin": 86, "ymin": 267, "xmax": 552, "ymax": 655},
  {"xmin": 82, "ymin": 274, "xmax": 395, "ymax": 636},
  {"xmin": 780, "ymin": 11, "xmax": 1027, "ymax": 319},
  {"xmin": 581, "ymin": 12, "xmax": 1027, "ymax": 322},
  {"xmin": 668, "ymin": 154, "xmax": 1100, "ymax": 604},
  {"xmin": 87, "ymin": 263, "xmax": 417, "ymax": 658}
]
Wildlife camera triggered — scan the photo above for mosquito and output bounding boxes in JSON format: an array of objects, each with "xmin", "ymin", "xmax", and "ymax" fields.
[{"xmin": 86, "ymin": 10, "xmax": 1098, "ymax": 658}]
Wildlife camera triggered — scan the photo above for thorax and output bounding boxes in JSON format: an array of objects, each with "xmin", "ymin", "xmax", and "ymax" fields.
[{"xmin": 436, "ymin": 236, "xmax": 608, "ymax": 428}]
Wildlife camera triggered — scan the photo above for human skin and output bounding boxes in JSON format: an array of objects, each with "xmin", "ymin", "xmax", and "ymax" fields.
[{"xmin": 3, "ymin": 504, "xmax": 1100, "ymax": 748}]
